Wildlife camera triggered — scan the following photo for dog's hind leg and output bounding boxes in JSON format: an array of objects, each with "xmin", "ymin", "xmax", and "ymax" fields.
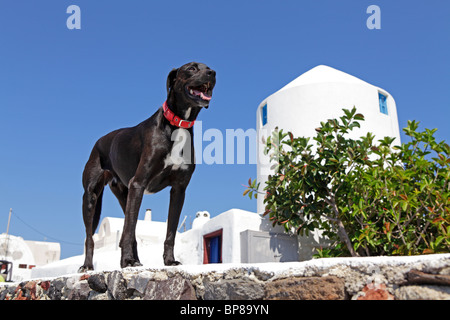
[
  {"xmin": 92, "ymin": 188, "xmax": 104, "ymax": 233},
  {"xmin": 79, "ymin": 147, "xmax": 109, "ymax": 272},
  {"xmin": 109, "ymin": 177, "xmax": 128, "ymax": 213}
]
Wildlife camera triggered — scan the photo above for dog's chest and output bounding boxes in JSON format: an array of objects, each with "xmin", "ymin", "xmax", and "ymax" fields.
[{"xmin": 163, "ymin": 128, "xmax": 193, "ymax": 171}]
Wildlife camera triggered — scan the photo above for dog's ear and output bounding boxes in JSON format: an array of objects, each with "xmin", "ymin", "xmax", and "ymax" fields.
[{"xmin": 166, "ymin": 68, "xmax": 178, "ymax": 94}]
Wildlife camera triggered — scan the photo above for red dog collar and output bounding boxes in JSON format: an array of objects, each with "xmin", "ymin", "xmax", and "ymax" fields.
[{"xmin": 162, "ymin": 101, "xmax": 195, "ymax": 129}]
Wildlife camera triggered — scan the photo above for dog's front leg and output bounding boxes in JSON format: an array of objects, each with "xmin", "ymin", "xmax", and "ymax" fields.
[
  {"xmin": 119, "ymin": 176, "xmax": 145, "ymax": 268},
  {"xmin": 163, "ymin": 185, "xmax": 186, "ymax": 266}
]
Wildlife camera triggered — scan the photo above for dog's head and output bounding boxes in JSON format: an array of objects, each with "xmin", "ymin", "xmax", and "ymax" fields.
[{"xmin": 166, "ymin": 62, "xmax": 216, "ymax": 109}]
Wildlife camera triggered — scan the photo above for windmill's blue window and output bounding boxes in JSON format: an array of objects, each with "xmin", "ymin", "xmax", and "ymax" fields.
[
  {"xmin": 379, "ymin": 92, "xmax": 388, "ymax": 115},
  {"xmin": 261, "ymin": 104, "xmax": 268, "ymax": 126}
]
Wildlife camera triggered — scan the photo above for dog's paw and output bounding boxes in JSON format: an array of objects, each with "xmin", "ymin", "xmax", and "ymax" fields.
[
  {"xmin": 78, "ymin": 265, "xmax": 93, "ymax": 273},
  {"xmin": 165, "ymin": 260, "xmax": 182, "ymax": 266},
  {"xmin": 121, "ymin": 258, "xmax": 142, "ymax": 268}
]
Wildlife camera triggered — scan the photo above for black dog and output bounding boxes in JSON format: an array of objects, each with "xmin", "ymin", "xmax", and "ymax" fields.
[{"xmin": 79, "ymin": 62, "xmax": 216, "ymax": 271}]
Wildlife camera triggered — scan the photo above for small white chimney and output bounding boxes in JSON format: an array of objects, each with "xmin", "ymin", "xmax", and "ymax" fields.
[{"xmin": 144, "ymin": 209, "xmax": 152, "ymax": 221}]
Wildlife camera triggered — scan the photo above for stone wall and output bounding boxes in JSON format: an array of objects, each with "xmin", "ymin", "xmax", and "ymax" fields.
[{"xmin": 1, "ymin": 254, "xmax": 449, "ymax": 300}]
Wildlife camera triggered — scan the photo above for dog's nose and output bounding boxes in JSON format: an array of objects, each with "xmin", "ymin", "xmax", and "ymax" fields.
[{"xmin": 207, "ymin": 69, "xmax": 216, "ymax": 77}]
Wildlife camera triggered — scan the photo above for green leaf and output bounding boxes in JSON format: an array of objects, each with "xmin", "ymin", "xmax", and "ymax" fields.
[
  {"xmin": 349, "ymin": 122, "xmax": 361, "ymax": 130},
  {"xmin": 401, "ymin": 201, "xmax": 408, "ymax": 211}
]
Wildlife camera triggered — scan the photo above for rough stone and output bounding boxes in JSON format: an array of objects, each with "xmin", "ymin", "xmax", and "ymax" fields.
[
  {"xmin": 1, "ymin": 253, "xmax": 449, "ymax": 300},
  {"xmin": 439, "ymin": 267, "xmax": 450, "ymax": 275},
  {"xmin": 107, "ymin": 271, "xmax": 129, "ymax": 300},
  {"xmin": 128, "ymin": 271, "xmax": 152, "ymax": 296},
  {"xmin": 265, "ymin": 276, "xmax": 347, "ymax": 300},
  {"xmin": 48, "ymin": 278, "xmax": 65, "ymax": 300},
  {"xmin": 88, "ymin": 273, "xmax": 107, "ymax": 293},
  {"xmin": 2, "ymin": 285, "xmax": 17, "ymax": 300},
  {"xmin": 88, "ymin": 291, "xmax": 110, "ymax": 300},
  {"xmin": 68, "ymin": 281, "xmax": 90, "ymax": 300},
  {"xmin": 65, "ymin": 275, "xmax": 79, "ymax": 290},
  {"xmin": 253, "ymin": 269, "xmax": 275, "ymax": 281},
  {"xmin": 0, "ymin": 289, "xmax": 8, "ymax": 300},
  {"xmin": 15, "ymin": 289, "xmax": 28, "ymax": 300},
  {"xmin": 144, "ymin": 275, "xmax": 196, "ymax": 300},
  {"xmin": 24, "ymin": 281, "xmax": 37, "ymax": 300},
  {"xmin": 394, "ymin": 285, "xmax": 450, "ymax": 300},
  {"xmin": 203, "ymin": 278, "xmax": 264, "ymax": 300},
  {"xmin": 39, "ymin": 281, "xmax": 51, "ymax": 292},
  {"xmin": 150, "ymin": 270, "xmax": 169, "ymax": 281},
  {"xmin": 355, "ymin": 283, "xmax": 394, "ymax": 300}
]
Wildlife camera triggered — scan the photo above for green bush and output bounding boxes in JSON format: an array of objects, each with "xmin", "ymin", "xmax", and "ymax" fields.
[{"xmin": 245, "ymin": 107, "xmax": 449, "ymax": 257}]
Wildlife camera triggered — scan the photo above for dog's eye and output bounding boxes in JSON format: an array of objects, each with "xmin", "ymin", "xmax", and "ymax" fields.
[{"xmin": 188, "ymin": 66, "xmax": 197, "ymax": 72}]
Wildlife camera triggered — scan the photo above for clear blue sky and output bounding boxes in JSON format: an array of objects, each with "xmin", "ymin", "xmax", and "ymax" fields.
[{"xmin": 1, "ymin": 1, "xmax": 449, "ymax": 259}]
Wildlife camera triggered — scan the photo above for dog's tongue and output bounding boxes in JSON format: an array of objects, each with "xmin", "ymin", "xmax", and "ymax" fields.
[{"xmin": 193, "ymin": 89, "xmax": 212, "ymax": 101}]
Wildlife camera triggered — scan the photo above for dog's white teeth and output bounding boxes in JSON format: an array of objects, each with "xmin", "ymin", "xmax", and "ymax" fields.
[{"xmin": 190, "ymin": 89, "xmax": 193, "ymax": 95}]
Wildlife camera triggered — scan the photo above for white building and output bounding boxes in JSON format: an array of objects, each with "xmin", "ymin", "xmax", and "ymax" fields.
[
  {"xmin": 31, "ymin": 208, "xmax": 302, "ymax": 278},
  {"xmin": 92, "ymin": 209, "xmax": 167, "ymax": 254},
  {"xmin": 0, "ymin": 233, "xmax": 60, "ymax": 282},
  {"xmin": 256, "ymin": 65, "xmax": 401, "ymax": 213},
  {"xmin": 177, "ymin": 208, "xmax": 290, "ymax": 265}
]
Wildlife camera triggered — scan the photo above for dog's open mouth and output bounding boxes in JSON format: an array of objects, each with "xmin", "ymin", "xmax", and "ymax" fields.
[{"xmin": 188, "ymin": 82, "xmax": 212, "ymax": 101}]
